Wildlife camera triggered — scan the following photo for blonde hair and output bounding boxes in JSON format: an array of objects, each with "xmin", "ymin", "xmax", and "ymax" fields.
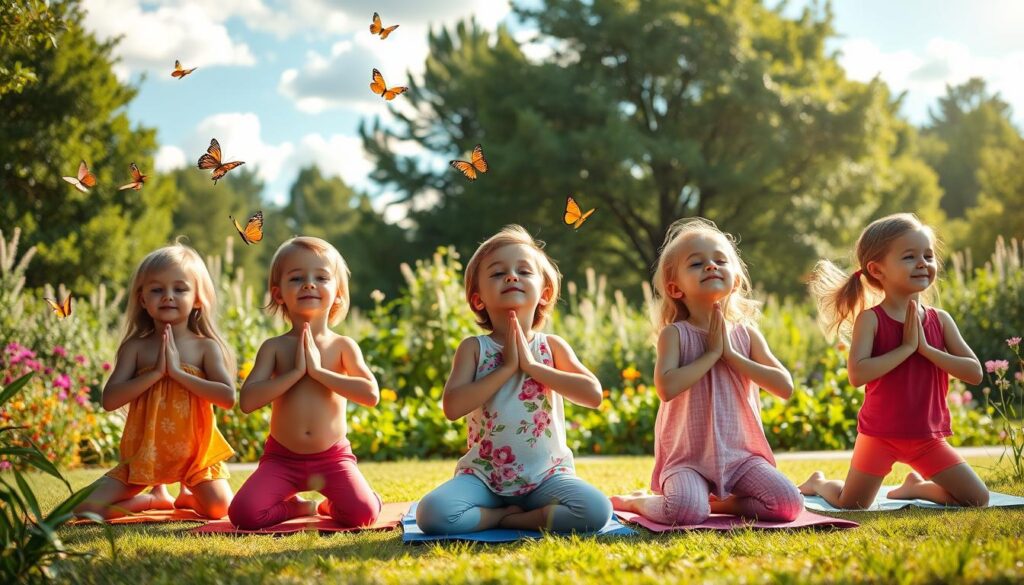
[
  {"xmin": 810, "ymin": 212, "xmax": 940, "ymax": 341},
  {"xmin": 650, "ymin": 217, "xmax": 760, "ymax": 329},
  {"xmin": 120, "ymin": 241, "xmax": 235, "ymax": 376},
  {"xmin": 265, "ymin": 236, "xmax": 351, "ymax": 325},
  {"xmin": 464, "ymin": 225, "xmax": 561, "ymax": 331}
]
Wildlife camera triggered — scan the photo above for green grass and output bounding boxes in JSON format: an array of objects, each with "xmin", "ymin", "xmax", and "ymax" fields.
[{"xmin": 22, "ymin": 457, "xmax": 1024, "ymax": 584}]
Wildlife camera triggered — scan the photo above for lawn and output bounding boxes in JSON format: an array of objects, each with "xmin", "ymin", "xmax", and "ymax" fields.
[{"xmin": 23, "ymin": 456, "xmax": 1024, "ymax": 584}]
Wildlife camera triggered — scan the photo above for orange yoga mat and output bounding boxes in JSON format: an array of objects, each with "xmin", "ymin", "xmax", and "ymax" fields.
[
  {"xmin": 188, "ymin": 501, "xmax": 412, "ymax": 535},
  {"xmin": 70, "ymin": 508, "xmax": 209, "ymax": 525}
]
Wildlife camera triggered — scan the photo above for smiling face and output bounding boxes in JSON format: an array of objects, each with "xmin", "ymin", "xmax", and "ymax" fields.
[
  {"xmin": 139, "ymin": 264, "xmax": 200, "ymax": 325},
  {"xmin": 666, "ymin": 233, "xmax": 739, "ymax": 304},
  {"xmin": 867, "ymin": 228, "xmax": 937, "ymax": 295},
  {"xmin": 271, "ymin": 247, "xmax": 342, "ymax": 321},
  {"xmin": 471, "ymin": 243, "xmax": 552, "ymax": 324}
]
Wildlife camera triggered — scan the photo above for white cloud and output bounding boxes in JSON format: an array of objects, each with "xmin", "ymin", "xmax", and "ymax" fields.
[
  {"xmin": 190, "ymin": 113, "xmax": 293, "ymax": 185},
  {"xmin": 839, "ymin": 37, "xmax": 1024, "ymax": 125},
  {"xmin": 154, "ymin": 145, "xmax": 186, "ymax": 172},
  {"xmin": 81, "ymin": 0, "xmax": 256, "ymax": 79}
]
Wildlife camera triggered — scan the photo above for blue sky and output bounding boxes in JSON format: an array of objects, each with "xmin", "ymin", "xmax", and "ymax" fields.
[{"xmin": 80, "ymin": 1, "xmax": 1024, "ymax": 212}]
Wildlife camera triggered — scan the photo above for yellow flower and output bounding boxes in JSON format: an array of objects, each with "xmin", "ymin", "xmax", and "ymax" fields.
[
  {"xmin": 599, "ymin": 399, "xmax": 612, "ymax": 412},
  {"xmin": 621, "ymin": 366, "xmax": 641, "ymax": 382},
  {"xmin": 238, "ymin": 361, "xmax": 254, "ymax": 381},
  {"xmin": 380, "ymin": 389, "xmax": 398, "ymax": 402}
]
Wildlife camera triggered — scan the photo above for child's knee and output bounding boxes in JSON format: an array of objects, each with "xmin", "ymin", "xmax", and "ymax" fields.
[
  {"xmin": 415, "ymin": 494, "xmax": 454, "ymax": 534},
  {"xmin": 327, "ymin": 492, "xmax": 381, "ymax": 528},
  {"xmin": 579, "ymin": 496, "xmax": 612, "ymax": 530},
  {"xmin": 961, "ymin": 488, "xmax": 989, "ymax": 508},
  {"xmin": 666, "ymin": 494, "xmax": 710, "ymax": 525},
  {"xmin": 773, "ymin": 485, "xmax": 804, "ymax": 521},
  {"xmin": 227, "ymin": 498, "xmax": 264, "ymax": 529}
]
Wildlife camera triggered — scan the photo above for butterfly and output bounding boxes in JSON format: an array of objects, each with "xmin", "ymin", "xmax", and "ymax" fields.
[
  {"xmin": 564, "ymin": 196, "xmax": 596, "ymax": 229},
  {"xmin": 449, "ymin": 144, "xmax": 489, "ymax": 181},
  {"xmin": 171, "ymin": 59, "xmax": 197, "ymax": 79},
  {"xmin": 229, "ymin": 210, "xmax": 264, "ymax": 245},
  {"xmin": 118, "ymin": 162, "xmax": 148, "ymax": 191},
  {"xmin": 369, "ymin": 68, "xmax": 408, "ymax": 101},
  {"xmin": 197, "ymin": 138, "xmax": 245, "ymax": 184},
  {"xmin": 369, "ymin": 12, "xmax": 399, "ymax": 39},
  {"xmin": 44, "ymin": 294, "xmax": 73, "ymax": 320},
  {"xmin": 62, "ymin": 160, "xmax": 97, "ymax": 193}
]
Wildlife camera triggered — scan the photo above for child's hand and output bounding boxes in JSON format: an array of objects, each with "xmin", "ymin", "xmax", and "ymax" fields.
[
  {"xmin": 303, "ymin": 323, "xmax": 323, "ymax": 374},
  {"xmin": 513, "ymin": 315, "xmax": 537, "ymax": 373},
  {"xmin": 717, "ymin": 305, "xmax": 737, "ymax": 363},
  {"xmin": 165, "ymin": 324, "xmax": 182, "ymax": 374},
  {"xmin": 502, "ymin": 311, "xmax": 519, "ymax": 372},
  {"xmin": 706, "ymin": 306, "xmax": 724, "ymax": 359},
  {"xmin": 915, "ymin": 304, "xmax": 932, "ymax": 355},
  {"xmin": 294, "ymin": 325, "xmax": 307, "ymax": 375},
  {"xmin": 902, "ymin": 301, "xmax": 920, "ymax": 350},
  {"xmin": 155, "ymin": 328, "xmax": 169, "ymax": 376}
]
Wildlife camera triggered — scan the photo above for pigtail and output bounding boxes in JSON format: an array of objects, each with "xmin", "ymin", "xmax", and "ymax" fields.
[{"xmin": 808, "ymin": 259, "xmax": 876, "ymax": 342}]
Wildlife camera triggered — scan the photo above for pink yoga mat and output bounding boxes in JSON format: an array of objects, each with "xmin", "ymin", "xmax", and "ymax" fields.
[
  {"xmin": 615, "ymin": 509, "xmax": 859, "ymax": 532},
  {"xmin": 70, "ymin": 508, "xmax": 209, "ymax": 525},
  {"xmin": 188, "ymin": 501, "xmax": 412, "ymax": 536}
]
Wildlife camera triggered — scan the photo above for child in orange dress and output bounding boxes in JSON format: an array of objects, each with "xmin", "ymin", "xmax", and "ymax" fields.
[{"xmin": 76, "ymin": 243, "xmax": 236, "ymax": 519}]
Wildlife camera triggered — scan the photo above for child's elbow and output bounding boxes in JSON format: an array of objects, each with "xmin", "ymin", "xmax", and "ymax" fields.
[
  {"xmin": 967, "ymin": 367, "xmax": 984, "ymax": 386},
  {"xmin": 101, "ymin": 396, "xmax": 120, "ymax": 412}
]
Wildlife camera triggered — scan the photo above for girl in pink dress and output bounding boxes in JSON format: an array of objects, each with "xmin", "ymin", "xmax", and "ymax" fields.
[
  {"xmin": 798, "ymin": 213, "xmax": 988, "ymax": 508},
  {"xmin": 612, "ymin": 218, "xmax": 802, "ymax": 525}
]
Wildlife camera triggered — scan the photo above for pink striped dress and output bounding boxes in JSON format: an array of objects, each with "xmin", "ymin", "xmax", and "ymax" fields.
[{"xmin": 650, "ymin": 320, "xmax": 777, "ymax": 498}]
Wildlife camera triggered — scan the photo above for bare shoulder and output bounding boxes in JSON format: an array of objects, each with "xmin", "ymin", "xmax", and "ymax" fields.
[
  {"xmin": 853, "ymin": 307, "xmax": 878, "ymax": 329},
  {"xmin": 454, "ymin": 335, "xmax": 481, "ymax": 361},
  {"xmin": 333, "ymin": 334, "xmax": 363, "ymax": 353},
  {"xmin": 658, "ymin": 323, "xmax": 680, "ymax": 343}
]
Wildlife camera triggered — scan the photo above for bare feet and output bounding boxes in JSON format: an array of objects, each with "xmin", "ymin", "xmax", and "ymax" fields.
[
  {"xmin": 315, "ymin": 498, "xmax": 332, "ymax": 517},
  {"xmin": 798, "ymin": 471, "xmax": 826, "ymax": 496},
  {"xmin": 888, "ymin": 472, "xmax": 926, "ymax": 500},
  {"xmin": 148, "ymin": 484, "xmax": 175, "ymax": 510},
  {"xmin": 174, "ymin": 485, "xmax": 196, "ymax": 510},
  {"xmin": 609, "ymin": 490, "xmax": 648, "ymax": 512}
]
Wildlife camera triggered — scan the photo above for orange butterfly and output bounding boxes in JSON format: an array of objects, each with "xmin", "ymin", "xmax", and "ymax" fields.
[
  {"xmin": 197, "ymin": 138, "xmax": 245, "ymax": 184},
  {"xmin": 229, "ymin": 210, "xmax": 264, "ymax": 245},
  {"xmin": 564, "ymin": 196, "xmax": 595, "ymax": 229},
  {"xmin": 171, "ymin": 59, "xmax": 197, "ymax": 79},
  {"xmin": 449, "ymin": 144, "xmax": 489, "ymax": 181},
  {"xmin": 62, "ymin": 160, "xmax": 97, "ymax": 193},
  {"xmin": 118, "ymin": 162, "xmax": 148, "ymax": 191},
  {"xmin": 369, "ymin": 12, "xmax": 399, "ymax": 39},
  {"xmin": 369, "ymin": 68, "xmax": 408, "ymax": 101},
  {"xmin": 44, "ymin": 294, "xmax": 73, "ymax": 319}
]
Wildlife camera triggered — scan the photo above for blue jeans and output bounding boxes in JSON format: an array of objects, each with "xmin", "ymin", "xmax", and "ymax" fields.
[{"xmin": 416, "ymin": 473, "xmax": 612, "ymax": 534}]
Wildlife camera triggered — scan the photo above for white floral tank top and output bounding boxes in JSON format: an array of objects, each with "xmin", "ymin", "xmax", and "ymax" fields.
[{"xmin": 454, "ymin": 333, "xmax": 575, "ymax": 496}]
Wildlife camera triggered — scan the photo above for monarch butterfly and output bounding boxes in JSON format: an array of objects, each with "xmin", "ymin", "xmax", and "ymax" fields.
[
  {"xmin": 229, "ymin": 210, "xmax": 264, "ymax": 245},
  {"xmin": 369, "ymin": 12, "xmax": 399, "ymax": 39},
  {"xmin": 44, "ymin": 294, "xmax": 73, "ymax": 319},
  {"xmin": 369, "ymin": 68, "xmax": 408, "ymax": 101},
  {"xmin": 449, "ymin": 144, "xmax": 489, "ymax": 181},
  {"xmin": 171, "ymin": 59, "xmax": 197, "ymax": 79},
  {"xmin": 62, "ymin": 160, "xmax": 97, "ymax": 193},
  {"xmin": 564, "ymin": 196, "xmax": 596, "ymax": 229},
  {"xmin": 197, "ymin": 138, "xmax": 245, "ymax": 184},
  {"xmin": 118, "ymin": 162, "xmax": 148, "ymax": 191}
]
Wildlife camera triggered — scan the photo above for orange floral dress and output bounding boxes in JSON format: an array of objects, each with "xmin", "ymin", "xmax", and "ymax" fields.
[{"xmin": 106, "ymin": 364, "xmax": 234, "ymax": 487}]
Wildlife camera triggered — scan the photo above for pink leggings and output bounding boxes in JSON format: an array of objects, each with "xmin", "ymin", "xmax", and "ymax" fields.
[
  {"xmin": 228, "ymin": 436, "xmax": 381, "ymax": 530},
  {"xmin": 640, "ymin": 458, "xmax": 803, "ymax": 525}
]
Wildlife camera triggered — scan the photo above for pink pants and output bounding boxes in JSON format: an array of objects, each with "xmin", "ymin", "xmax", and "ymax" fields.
[
  {"xmin": 641, "ymin": 458, "xmax": 803, "ymax": 525},
  {"xmin": 228, "ymin": 436, "xmax": 381, "ymax": 530}
]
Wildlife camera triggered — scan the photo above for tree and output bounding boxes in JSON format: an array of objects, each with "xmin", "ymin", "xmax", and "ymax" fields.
[
  {"xmin": 362, "ymin": 0, "xmax": 943, "ymax": 294},
  {"xmin": 0, "ymin": 0, "xmax": 63, "ymax": 96},
  {"xmin": 0, "ymin": 0, "xmax": 175, "ymax": 293},
  {"xmin": 922, "ymin": 78, "xmax": 1022, "ymax": 218},
  {"xmin": 959, "ymin": 142, "xmax": 1024, "ymax": 259}
]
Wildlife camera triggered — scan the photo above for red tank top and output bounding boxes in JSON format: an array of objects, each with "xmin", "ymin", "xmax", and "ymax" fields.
[{"xmin": 857, "ymin": 305, "xmax": 951, "ymax": 439}]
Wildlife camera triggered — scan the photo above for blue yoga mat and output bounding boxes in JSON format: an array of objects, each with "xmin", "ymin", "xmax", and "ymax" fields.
[
  {"xmin": 401, "ymin": 501, "xmax": 636, "ymax": 543},
  {"xmin": 803, "ymin": 486, "xmax": 1024, "ymax": 512}
]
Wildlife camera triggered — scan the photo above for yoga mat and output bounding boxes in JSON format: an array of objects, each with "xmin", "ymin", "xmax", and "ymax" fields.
[
  {"xmin": 803, "ymin": 486, "xmax": 1024, "ymax": 512},
  {"xmin": 70, "ymin": 508, "xmax": 209, "ymax": 525},
  {"xmin": 614, "ymin": 509, "xmax": 858, "ymax": 532},
  {"xmin": 188, "ymin": 501, "xmax": 411, "ymax": 535},
  {"xmin": 400, "ymin": 501, "xmax": 636, "ymax": 543}
]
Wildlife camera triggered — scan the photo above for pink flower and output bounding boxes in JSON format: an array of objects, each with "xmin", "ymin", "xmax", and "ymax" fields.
[
  {"xmin": 488, "ymin": 470, "xmax": 504, "ymax": 488},
  {"xmin": 1008, "ymin": 337, "xmax": 1022, "ymax": 348},
  {"xmin": 57, "ymin": 389, "xmax": 68, "ymax": 401},
  {"xmin": 962, "ymin": 391, "xmax": 972, "ymax": 402},
  {"xmin": 52, "ymin": 345, "xmax": 68, "ymax": 358},
  {"xmin": 53, "ymin": 373, "xmax": 71, "ymax": 389},
  {"xmin": 43, "ymin": 367, "xmax": 53, "ymax": 375},
  {"xmin": 1016, "ymin": 372, "xmax": 1024, "ymax": 383},
  {"xmin": 518, "ymin": 379, "xmax": 543, "ymax": 401},
  {"xmin": 479, "ymin": 439, "xmax": 493, "ymax": 460},
  {"xmin": 948, "ymin": 392, "xmax": 963, "ymax": 407},
  {"xmin": 492, "ymin": 446, "xmax": 516, "ymax": 466},
  {"xmin": 501, "ymin": 465, "xmax": 518, "ymax": 480},
  {"xmin": 76, "ymin": 392, "xmax": 89, "ymax": 406},
  {"xmin": 74, "ymin": 355, "xmax": 88, "ymax": 365},
  {"xmin": 102, "ymin": 362, "xmax": 112, "ymax": 371},
  {"xmin": 985, "ymin": 360, "xmax": 1010, "ymax": 374},
  {"xmin": 0, "ymin": 461, "xmax": 10, "ymax": 471}
]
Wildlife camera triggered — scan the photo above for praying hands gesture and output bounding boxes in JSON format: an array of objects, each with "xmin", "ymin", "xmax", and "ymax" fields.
[
  {"xmin": 293, "ymin": 322, "xmax": 324, "ymax": 377},
  {"xmin": 155, "ymin": 324, "xmax": 183, "ymax": 378}
]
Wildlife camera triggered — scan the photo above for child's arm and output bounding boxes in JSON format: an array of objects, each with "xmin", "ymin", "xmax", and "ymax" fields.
[
  {"xmin": 917, "ymin": 310, "xmax": 984, "ymax": 384},
  {"xmin": 654, "ymin": 319, "xmax": 722, "ymax": 402},
  {"xmin": 721, "ymin": 320, "xmax": 794, "ymax": 399},
  {"xmin": 847, "ymin": 303, "xmax": 917, "ymax": 387},
  {"xmin": 518, "ymin": 327, "xmax": 602, "ymax": 408},
  {"xmin": 307, "ymin": 330, "xmax": 380, "ymax": 407},
  {"xmin": 102, "ymin": 339, "xmax": 162, "ymax": 411},
  {"xmin": 166, "ymin": 331, "xmax": 235, "ymax": 409},
  {"xmin": 442, "ymin": 334, "xmax": 517, "ymax": 421},
  {"xmin": 239, "ymin": 338, "xmax": 304, "ymax": 413}
]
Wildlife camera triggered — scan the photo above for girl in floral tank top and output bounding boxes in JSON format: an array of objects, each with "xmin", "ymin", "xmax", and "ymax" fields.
[{"xmin": 416, "ymin": 226, "xmax": 611, "ymax": 534}]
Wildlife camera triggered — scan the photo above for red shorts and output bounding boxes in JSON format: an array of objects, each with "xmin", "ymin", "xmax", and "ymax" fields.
[{"xmin": 851, "ymin": 434, "xmax": 965, "ymax": 479}]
